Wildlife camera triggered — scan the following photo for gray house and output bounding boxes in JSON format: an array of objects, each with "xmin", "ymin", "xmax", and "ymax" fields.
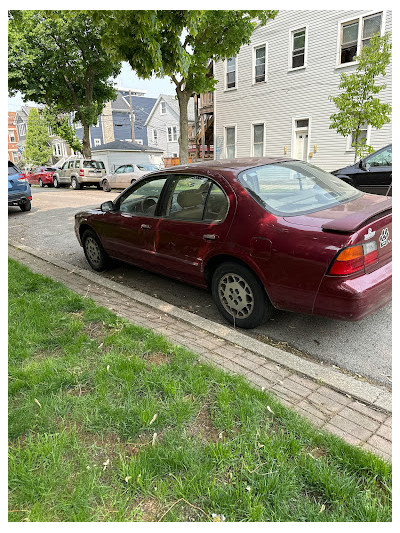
[
  {"xmin": 145, "ymin": 94, "xmax": 195, "ymax": 158},
  {"xmin": 213, "ymin": 9, "xmax": 392, "ymax": 171}
]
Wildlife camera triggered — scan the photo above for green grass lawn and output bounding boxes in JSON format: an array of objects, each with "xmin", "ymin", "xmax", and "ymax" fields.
[{"xmin": 8, "ymin": 258, "xmax": 391, "ymax": 522}]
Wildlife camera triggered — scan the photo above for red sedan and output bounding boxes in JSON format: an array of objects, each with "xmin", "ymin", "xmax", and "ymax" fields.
[
  {"xmin": 75, "ymin": 158, "xmax": 392, "ymax": 329},
  {"xmin": 27, "ymin": 166, "xmax": 56, "ymax": 187}
]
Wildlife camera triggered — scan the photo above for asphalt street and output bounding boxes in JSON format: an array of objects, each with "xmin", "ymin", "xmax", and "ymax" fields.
[{"xmin": 8, "ymin": 186, "xmax": 392, "ymax": 387}]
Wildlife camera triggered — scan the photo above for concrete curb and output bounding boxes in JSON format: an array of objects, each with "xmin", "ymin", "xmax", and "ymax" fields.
[{"xmin": 8, "ymin": 239, "xmax": 391, "ymax": 414}]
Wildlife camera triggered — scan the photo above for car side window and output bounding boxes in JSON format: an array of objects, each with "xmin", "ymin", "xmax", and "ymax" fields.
[
  {"xmin": 118, "ymin": 177, "xmax": 168, "ymax": 216},
  {"xmin": 75, "ymin": 160, "xmax": 80, "ymax": 168},
  {"xmin": 68, "ymin": 161, "xmax": 75, "ymax": 169},
  {"xmin": 115, "ymin": 166, "xmax": 125, "ymax": 174},
  {"xmin": 125, "ymin": 165, "xmax": 134, "ymax": 173},
  {"xmin": 365, "ymin": 147, "xmax": 392, "ymax": 169},
  {"xmin": 203, "ymin": 183, "xmax": 230, "ymax": 222},
  {"xmin": 165, "ymin": 176, "xmax": 209, "ymax": 221},
  {"xmin": 62, "ymin": 162, "xmax": 68, "ymax": 170}
]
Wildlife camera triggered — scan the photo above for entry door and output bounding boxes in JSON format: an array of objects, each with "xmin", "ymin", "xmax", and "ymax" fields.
[{"xmin": 295, "ymin": 132, "xmax": 308, "ymax": 161}]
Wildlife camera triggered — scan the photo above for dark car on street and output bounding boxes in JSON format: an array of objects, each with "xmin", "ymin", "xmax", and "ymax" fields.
[
  {"xmin": 8, "ymin": 161, "xmax": 32, "ymax": 211},
  {"xmin": 75, "ymin": 158, "xmax": 392, "ymax": 329},
  {"xmin": 332, "ymin": 144, "xmax": 392, "ymax": 196}
]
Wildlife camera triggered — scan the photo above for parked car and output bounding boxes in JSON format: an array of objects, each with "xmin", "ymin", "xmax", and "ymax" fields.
[
  {"xmin": 8, "ymin": 161, "xmax": 32, "ymax": 211},
  {"xmin": 52, "ymin": 158, "xmax": 106, "ymax": 189},
  {"xmin": 75, "ymin": 158, "xmax": 392, "ymax": 329},
  {"xmin": 101, "ymin": 163, "xmax": 159, "ymax": 192},
  {"xmin": 332, "ymin": 144, "xmax": 392, "ymax": 196},
  {"xmin": 26, "ymin": 166, "xmax": 57, "ymax": 187}
]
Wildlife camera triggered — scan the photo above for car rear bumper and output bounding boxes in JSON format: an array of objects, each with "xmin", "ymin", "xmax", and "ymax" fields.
[
  {"xmin": 313, "ymin": 261, "xmax": 392, "ymax": 320},
  {"xmin": 8, "ymin": 192, "xmax": 31, "ymax": 206}
]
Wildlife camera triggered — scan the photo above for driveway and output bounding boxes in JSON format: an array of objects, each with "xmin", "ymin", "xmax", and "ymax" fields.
[{"xmin": 8, "ymin": 187, "xmax": 392, "ymax": 387}]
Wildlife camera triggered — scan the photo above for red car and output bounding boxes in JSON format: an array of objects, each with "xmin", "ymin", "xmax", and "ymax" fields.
[
  {"xmin": 75, "ymin": 158, "xmax": 392, "ymax": 329},
  {"xmin": 27, "ymin": 166, "xmax": 56, "ymax": 187}
]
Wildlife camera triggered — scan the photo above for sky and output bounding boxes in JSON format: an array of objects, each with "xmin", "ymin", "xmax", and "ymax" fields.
[{"xmin": 7, "ymin": 62, "xmax": 176, "ymax": 112}]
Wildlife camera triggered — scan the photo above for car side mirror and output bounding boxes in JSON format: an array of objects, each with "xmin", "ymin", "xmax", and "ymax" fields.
[
  {"xmin": 359, "ymin": 160, "xmax": 367, "ymax": 171},
  {"xmin": 100, "ymin": 201, "xmax": 114, "ymax": 212}
]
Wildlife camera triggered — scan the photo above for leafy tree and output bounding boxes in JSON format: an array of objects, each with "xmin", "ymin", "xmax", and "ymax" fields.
[
  {"xmin": 23, "ymin": 107, "xmax": 52, "ymax": 166},
  {"xmin": 329, "ymin": 32, "xmax": 391, "ymax": 162},
  {"xmin": 98, "ymin": 10, "xmax": 278, "ymax": 163},
  {"xmin": 43, "ymin": 108, "xmax": 83, "ymax": 155},
  {"xmin": 8, "ymin": 10, "xmax": 121, "ymax": 158}
]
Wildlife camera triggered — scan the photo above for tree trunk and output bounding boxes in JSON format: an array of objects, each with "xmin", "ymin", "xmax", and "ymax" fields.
[
  {"xmin": 176, "ymin": 88, "xmax": 190, "ymax": 165},
  {"xmin": 82, "ymin": 123, "xmax": 91, "ymax": 158}
]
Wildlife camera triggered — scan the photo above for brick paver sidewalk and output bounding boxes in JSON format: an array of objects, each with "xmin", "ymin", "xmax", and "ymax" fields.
[{"xmin": 9, "ymin": 243, "xmax": 392, "ymax": 461}]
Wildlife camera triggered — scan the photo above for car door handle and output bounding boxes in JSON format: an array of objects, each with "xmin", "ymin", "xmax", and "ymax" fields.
[
  {"xmin": 203, "ymin": 234, "xmax": 218, "ymax": 241},
  {"xmin": 141, "ymin": 224, "xmax": 152, "ymax": 230}
]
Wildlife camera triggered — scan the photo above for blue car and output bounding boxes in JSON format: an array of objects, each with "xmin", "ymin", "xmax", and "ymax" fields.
[{"xmin": 8, "ymin": 161, "xmax": 32, "ymax": 211}]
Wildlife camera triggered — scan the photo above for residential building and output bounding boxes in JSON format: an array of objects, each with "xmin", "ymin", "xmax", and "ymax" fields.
[
  {"xmin": 8, "ymin": 112, "xmax": 19, "ymax": 163},
  {"xmin": 213, "ymin": 10, "xmax": 392, "ymax": 171},
  {"xmin": 145, "ymin": 94, "xmax": 195, "ymax": 159},
  {"xmin": 72, "ymin": 88, "xmax": 156, "ymax": 149}
]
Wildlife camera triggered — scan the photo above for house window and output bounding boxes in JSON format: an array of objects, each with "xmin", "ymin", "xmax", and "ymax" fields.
[
  {"xmin": 9, "ymin": 129, "xmax": 16, "ymax": 143},
  {"xmin": 226, "ymin": 57, "xmax": 237, "ymax": 89},
  {"xmin": 252, "ymin": 124, "xmax": 264, "ymax": 157},
  {"xmin": 346, "ymin": 123, "xmax": 370, "ymax": 151},
  {"xmin": 253, "ymin": 44, "xmax": 267, "ymax": 83},
  {"xmin": 167, "ymin": 126, "xmax": 178, "ymax": 142},
  {"xmin": 17, "ymin": 123, "xmax": 26, "ymax": 138},
  {"xmin": 339, "ymin": 12, "xmax": 382, "ymax": 65},
  {"xmin": 225, "ymin": 126, "xmax": 236, "ymax": 158},
  {"xmin": 152, "ymin": 129, "xmax": 158, "ymax": 144},
  {"xmin": 94, "ymin": 138, "xmax": 101, "ymax": 147},
  {"xmin": 291, "ymin": 28, "xmax": 306, "ymax": 69},
  {"xmin": 160, "ymin": 101, "xmax": 167, "ymax": 115}
]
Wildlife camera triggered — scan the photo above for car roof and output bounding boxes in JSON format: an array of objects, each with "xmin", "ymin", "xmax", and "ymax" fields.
[{"xmin": 161, "ymin": 157, "xmax": 297, "ymax": 174}]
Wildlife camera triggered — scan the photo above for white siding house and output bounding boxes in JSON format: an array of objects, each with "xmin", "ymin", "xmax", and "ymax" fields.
[
  {"xmin": 214, "ymin": 10, "xmax": 392, "ymax": 171},
  {"xmin": 145, "ymin": 94, "xmax": 195, "ymax": 158}
]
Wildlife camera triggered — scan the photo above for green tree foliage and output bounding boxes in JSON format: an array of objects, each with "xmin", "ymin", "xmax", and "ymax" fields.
[
  {"xmin": 8, "ymin": 10, "xmax": 121, "ymax": 158},
  {"xmin": 43, "ymin": 108, "xmax": 83, "ymax": 154},
  {"xmin": 329, "ymin": 33, "xmax": 391, "ymax": 162},
  {"xmin": 23, "ymin": 108, "xmax": 52, "ymax": 166},
  {"xmin": 98, "ymin": 10, "xmax": 278, "ymax": 163}
]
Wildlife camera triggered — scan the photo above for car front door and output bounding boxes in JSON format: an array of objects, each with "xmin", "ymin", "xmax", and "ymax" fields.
[
  {"xmin": 95, "ymin": 176, "xmax": 169, "ymax": 268},
  {"xmin": 111, "ymin": 165, "xmax": 125, "ymax": 189},
  {"xmin": 155, "ymin": 174, "xmax": 234, "ymax": 286},
  {"xmin": 357, "ymin": 146, "xmax": 392, "ymax": 195}
]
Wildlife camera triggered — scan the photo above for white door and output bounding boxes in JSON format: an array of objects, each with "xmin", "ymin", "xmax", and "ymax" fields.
[{"xmin": 295, "ymin": 132, "xmax": 308, "ymax": 161}]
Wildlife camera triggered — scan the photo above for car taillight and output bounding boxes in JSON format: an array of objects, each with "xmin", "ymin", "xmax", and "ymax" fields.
[
  {"xmin": 80, "ymin": 169, "xmax": 84, "ymax": 176},
  {"xmin": 328, "ymin": 241, "xmax": 378, "ymax": 276},
  {"xmin": 17, "ymin": 175, "xmax": 27, "ymax": 181}
]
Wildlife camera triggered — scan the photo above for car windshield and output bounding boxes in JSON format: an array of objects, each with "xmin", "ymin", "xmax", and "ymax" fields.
[
  {"xmin": 238, "ymin": 161, "xmax": 362, "ymax": 216},
  {"xmin": 137, "ymin": 164, "xmax": 158, "ymax": 171}
]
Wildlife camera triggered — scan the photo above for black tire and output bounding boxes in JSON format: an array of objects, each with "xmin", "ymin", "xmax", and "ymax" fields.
[
  {"xmin": 96, "ymin": 182, "xmax": 102, "ymax": 190},
  {"xmin": 211, "ymin": 262, "xmax": 274, "ymax": 329},
  {"xmin": 53, "ymin": 176, "xmax": 60, "ymax": 188},
  {"xmin": 82, "ymin": 229, "xmax": 110, "ymax": 271},
  {"xmin": 102, "ymin": 179, "xmax": 111, "ymax": 192},
  {"xmin": 71, "ymin": 177, "xmax": 81, "ymax": 190},
  {"xmin": 39, "ymin": 178, "xmax": 44, "ymax": 187},
  {"xmin": 20, "ymin": 200, "xmax": 31, "ymax": 212}
]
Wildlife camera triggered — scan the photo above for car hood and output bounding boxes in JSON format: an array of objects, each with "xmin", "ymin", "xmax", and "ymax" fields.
[{"xmin": 283, "ymin": 194, "xmax": 392, "ymax": 231}]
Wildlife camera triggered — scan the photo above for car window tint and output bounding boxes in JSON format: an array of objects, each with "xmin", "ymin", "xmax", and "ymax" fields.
[
  {"xmin": 115, "ymin": 166, "xmax": 125, "ymax": 174},
  {"xmin": 203, "ymin": 183, "xmax": 229, "ymax": 222},
  {"xmin": 125, "ymin": 165, "xmax": 134, "ymax": 173},
  {"xmin": 118, "ymin": 177, "xmax": 168, "ymax": 216},
  {"xmin": 83, "ymin": 160, "xmax": 98, "ymax": 169},
  {"xmin": 366, "ymin": 146, "xmax": 392, "ymax": 168},
  {"xmin": 166, "ymin": 176, "xmax": 210, "ymax": 221},
  {"xmin": 68, "ymin": 161, "xmax": 75, "ymax": 168},
  {"xmin": 238, "ymin": 161, "xmax": 362, "ymax": 216},
  {"xmin": 8, "ymin": 162, "xmax": 19, "ymax": 176}
]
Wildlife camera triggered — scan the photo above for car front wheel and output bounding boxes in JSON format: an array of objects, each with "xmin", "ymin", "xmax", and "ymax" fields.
[
  {"xmin": 211, "ymin": 262, "xmax": 273, "ymax": 329},
  {"xmin": 82, "ymin": 229, "xmax": 110, "ymax": 271}
]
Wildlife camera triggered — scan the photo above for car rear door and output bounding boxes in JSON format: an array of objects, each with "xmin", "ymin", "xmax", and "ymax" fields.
[
  {"xmin": 359, "ymin": 146, "xmax": 392, "ymax": 195},
  {"xmin": 155, "ymin": 174, "xmax": 234, "ymax": 285}
]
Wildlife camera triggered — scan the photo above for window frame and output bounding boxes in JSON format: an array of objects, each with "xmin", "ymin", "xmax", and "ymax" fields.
[
  {"xmin": 152, "ymin": 128, "xmax": 158, "ymax": 144},
  {"xmin": 345, "ymin": 124, "xmax": 372, "ymax": 152},
  {"xmin": 251, "ymin": 122, "xmax": 266, "ymax": 157},
  {"xmin": 160, "ymin": 101, "xmax": 167, "ymax": 115},
  {"xmin": 224, "ymin": 124, "xmax": 237, "ymax": 159},
  {"xmin": 8, "ymin": 129, "xmax": 16, "ymax": 143},
  {"xmin": 114, "ymin": 174, "xmax": 171, "ymax": 218},
  {"xmin": 336, "ymin": 11, "xmax": 385, "ymax": 68},
  {"xmin": 224, "ymin": 56, "xmax": 238, "ymax": 91},
  {"xmin": 252, "ymin": 43, "xmax": 268, "ymax": 84},
  {"xmin": 94, "ymin": 138, "xmax": 101, "ymax": 147},
  {"xmin": 288, "ymin": 26, "xmax": 308, "ymax": 71}
]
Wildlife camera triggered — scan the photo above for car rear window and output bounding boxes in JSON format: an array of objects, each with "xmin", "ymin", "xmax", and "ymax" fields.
[
  {"xmin": 238, "ymin": 161, "xmax": 362, "ymax": 216},
  {"xmin": 137, "ymin": 164, "xmax": 158, "ymax": 171},
  {"xmin": 83, "ymin": 160, "xmax": 105, "ymax": 169},
  {"xmin": 8, "ymin": 162, "xmax": 19, "ymax": 176}
]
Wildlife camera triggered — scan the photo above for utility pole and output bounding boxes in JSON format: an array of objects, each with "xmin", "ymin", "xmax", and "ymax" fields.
[{"xmin": 129, "ymin": 90, "xmax": 135, "ymax": 143}]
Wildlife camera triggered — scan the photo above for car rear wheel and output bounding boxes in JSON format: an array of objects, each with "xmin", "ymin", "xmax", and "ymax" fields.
[
  {"xmin": 53, "ymin": 176, "xmax": 60, "ymax": 188},
  {"xmin": 102, "ymin": 179, "xmax": 111, "ymax": 192},
  {"xmin": 71, "ymin": 177, "xmax": 81, "ymax": 190},
  {"xmin": 211, "ymin": 262, "xmax": 274, "ymax": 329},
  {"xmin": 39, "ymin": 178, "xmax": 44, "ymax": 187},
  {"xmin": 82, "ymin": 229, "xmax": 110, "ymax": 271},
  {"xmin": 20, "ymin": 200, "xmax": 31, "ymax": 212}
]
